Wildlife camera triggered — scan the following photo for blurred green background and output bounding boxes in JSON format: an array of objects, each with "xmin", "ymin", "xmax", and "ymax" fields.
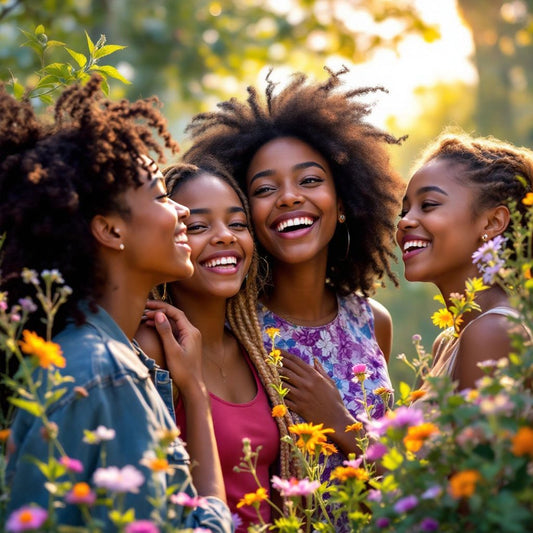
[{"xmin": 2, "ymin": 0, "xmax": 532, "ymax": 389}]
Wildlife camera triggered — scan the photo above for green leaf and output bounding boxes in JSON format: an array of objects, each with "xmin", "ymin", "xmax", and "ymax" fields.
[
  {"xmin": 13, "ymin": 81, "xmax": 25, "ymax": 100},
  {"xmin": 399, "ymin": 381, "xmax": 411, "ymax": 401},
  {"xmin": 90, "ymin": 65, "xmax": 131, "ymax": 85},
  {"xmin": 85, "ymin": 31, "xmax": 95, "ymax": 55},
  {"xmin": 382, "ymin": 447, "xmax": 404, "ymax": 471},
  {"xmin": 9, "ymin": 397, "xmax": 43, "ymax": 417},
  {"xmin": 35, "ymin": 24, "xmax": 45, "ymax": 35},
  {"xmin": 93, "ymin": 44, "xmax": 126, "ymax": 60},
  {"xmin": 44, "ymin": 388, "xmax": 68, "ymax": 406},
  {"xmin": 46, "ymin": 40, "xmax": 66, "ymax": 48},
  {"xmin": 34, "ymin": 75, "xmax": 60, "ymax": 90},
  {"xmin": 65, "ymin": 48, "xmax": 87, "ymax": 68}
]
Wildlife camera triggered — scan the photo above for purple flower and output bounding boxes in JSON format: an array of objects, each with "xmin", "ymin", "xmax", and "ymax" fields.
[
  {"xmin": 93, "ymin": 465, "xmax": 145, "ymax": 493},
  {"xmin": 170, "ymin": 492, "xmax": 208, "ymax": 509},
  {"xmin": 376, "ymin": 517, "xmax": 390, "ymax": 528},
  {"xmin": 472, "ymin": 236, "xmax": 507, "ymax": 284},
  {"xmin": 365, "ymin": 442, "xmax": 388, "ymax": 461},
  {"xmin": 60, "ymin": 456, "xmax": 84, "ymax": 473},
  {"xmin": 125, "ymin": 521, "xmax": 160, "ymax": 533},
  {"xmin": 367, "ymin": 407, "xmax": 425, "ymax": 437},
  {"xmin": 419, "ymin": 517, "xmax": 439, "ymax": 531},
  {"xmin": 421, "ymin": 485, "xmax": 442, "ymax": 499},
  {"xmin": 18, "ymin": 298, "xmax": 37, "ymax": 313},
  {"xmin": 271, "ymin": 476, "xmax": 320, "ymax": 497},
  {"xmin": 231, "ymin": 513, "xmax": 243, "ymax": 530},
  {"xmin": 394, "ymin": 495, "xmax": 418, "ymax": 514},
  {"xmin": 6, "ymin": 506, "xmax": 48, "ymax": 532},
  {"xmin": 367, "ymin": 489, "xmax": 382, "ymax": 502}
]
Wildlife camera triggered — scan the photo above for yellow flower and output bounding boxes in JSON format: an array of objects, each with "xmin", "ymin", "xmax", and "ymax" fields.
[
  {"xmin": 19, "ymin": 330, "xmax": 65, "ymax": 369},
  {"xmin": 448, "ymin": 470, "xmax": 481, "ymax": 499},
  {"xmin": 522, "ymin": 264, "xmax": 532, "ymax": 280},
  {"xmin": 271, "ymin": 404, "xmax": 287, "ymax": 418},
  {"xmin": 268, "ymin": 348, "xmax": 283, "ymax": 366},
  {"xmin": 0, "ymin": 428, "xmax": 10, "ymax": 442},
  {"xmin": 522, "ymin": 192, "xmax": 533, "ymax": 206},
  {"xmin": 511, "ymin": 426, "xmax": 533, "ymax": 457},
  {"xmin": 289, "ymin": 422, "xmax": 335, "ymax": 454},
  {"xmin": 319, "ymin": 441, "xmax": 338, "ymax": 456},
  {"xmin": 345, "ymin": 422, "xmax": 363, "ymax": 433},
  {"xmin": 236, "ymin": 487, "xmax": 268, "ymax": 508},
  {"xmin": 330, "ymin": 466, "xmax": 369, "ymax": 482},
  {"xmin": 265, "ymin": 327, "xmax": 280, "ymax": 341},
  {"xmin": 403, "ymin": 423, "xmax": 439, "ymax": 452},
  {"xmin": 409, "ymin": 389, "xmax": 427, "ymax": 402},
  {"xmin": 431, "ymin": 308, "xmax": 454, "ymax": 329}
]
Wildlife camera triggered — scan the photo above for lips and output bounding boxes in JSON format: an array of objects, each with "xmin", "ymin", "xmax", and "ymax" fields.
[
  {"xmin": 402, "ymin": 239, "xmax": 430, "ymax": 253},
  {"xmin": 201, "ymin": 255, "xmax": 239, "ymax": 269},
  {"xmin": 271, "ymin": 212, "xmax": 317, "ymax": 235}
]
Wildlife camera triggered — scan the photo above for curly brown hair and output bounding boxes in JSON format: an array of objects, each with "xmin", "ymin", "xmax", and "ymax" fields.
[
  {"xmin": 0, "ymin": 75, "xmax": 179, "ymax": 335},
  {"xmin": 183, "ymin": 66, "xmax": 406, "ymax": 296}
]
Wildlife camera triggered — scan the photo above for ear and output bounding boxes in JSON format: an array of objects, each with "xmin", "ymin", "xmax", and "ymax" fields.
[
  {"xmin": 483, "ymin": 205, "xmax": 510, "ymax": 239},
  {"xmin": 90, "ymin": 214, "xmax": 125, "ymax": 251}
]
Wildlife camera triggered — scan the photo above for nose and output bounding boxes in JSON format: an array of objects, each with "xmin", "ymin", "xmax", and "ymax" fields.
[
  {"xmin": 171, "ymin": 198, "xmax": 190, "ymax": 220},
  {"xmin": 212, "ymin": 222, "xmax": 237, "ymax": 245},
  {"xmin": 276, "ymin": 183, "xmax": 304, "ymax": 208},
  {"xmin": 397, "ymin": 209, "xmax": 417, "ymax": 231}
]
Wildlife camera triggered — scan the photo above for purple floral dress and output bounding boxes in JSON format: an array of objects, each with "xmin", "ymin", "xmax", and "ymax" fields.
[{"xmin": 258, "ymin": 293, "xmax": 393, "ymax": 476}]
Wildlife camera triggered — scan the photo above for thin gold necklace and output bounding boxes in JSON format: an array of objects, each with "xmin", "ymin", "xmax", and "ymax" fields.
[{"xmin": 204, "ymin": 347, "xmax": 228, "ymax": 382}]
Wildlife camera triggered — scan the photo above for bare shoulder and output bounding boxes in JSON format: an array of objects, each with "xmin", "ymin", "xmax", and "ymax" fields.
[
  {"xmin": 135, "ymin": 322, "xmax": 166, "ymax": 369},
  {"xmin": 368, "ymin": 297, "xmax": 393, "ymax": 362},
  {"xmin": 454, "ymin": 313, "xmax": 514, "ymax": 389}
]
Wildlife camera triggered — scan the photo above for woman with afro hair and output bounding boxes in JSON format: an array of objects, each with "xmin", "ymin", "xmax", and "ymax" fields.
[
  {"xmin": 183, "ymin": 66, "xmax": 406, "ymax": 480},
  {"xmin": 0, "ymin": 76, "xmax": 232, "ymax": 532}
]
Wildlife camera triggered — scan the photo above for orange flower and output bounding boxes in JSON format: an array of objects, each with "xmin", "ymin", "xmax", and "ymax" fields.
[
  {"xmin": 289, "ymin": 422, "xmax": 335, "ymax": 454},
  {"xmin": 319, "ymin": 441, "xmax": 338, "ymax": 456},
  {"xmin": 72, "ymin": 482, "xmax": 91, "ymax": 498},
  {"xmin": 409, "ymin": 389, "xmax": 427, "ymax": 402},
  {"xmin": 403, "ymin": 423, "xmax": 439, "ymax": 452},
  {"xmin": 448, "ymin": 470, "xmax": 481, "ymax": 499},
  {"xmin": 345, "ymin": 422, "xmax": 363, "ymax": 433},
  {"xmin": 330, "ymin": 466, "xmax": 369, "ymax": 482},
  {"xmin": 522, "ymin": 192, "xmax": 533, "ymax": 206},
  {"xmin": 511, "ymin": 427, "xmax": 533, "ymax": 457},
  {"xmin": 19, "ymin": 330, "xmax": 65, "ymax": 369},
  {"xmin": 271, "ymin": 404, "xmax": 287, "ymax": 418},
  {"xmin": 0, "ymin": 428, "xmax": 10, "ymax": 442},
  {"xmin": 236, "ymin": 487, "xmax": 268, "ymax": 508}
]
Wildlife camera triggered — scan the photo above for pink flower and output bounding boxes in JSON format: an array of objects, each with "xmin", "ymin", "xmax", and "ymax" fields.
[
  {"xmin": 365, "ymin": 442, "xmax": 388, "ymax": 461},
  {"xmin": 125, "ymin": 521, "xmax": 160, "ymax": 533},
  {"xmin": 6, "ymin": 506, "xmax": 48, "ymax": 532},
  {"xmin": 93, "ymin": 465, "xmax": 145, "ymax": 493},
  {"xmin": 65, "ymin": 482, "xmax": 96, "ymax": 505},
  {"xmin": 376, "ymin": 517, "xmax": 390, "ymax": 528},
  {"xmin": 368, "ymin": 407, "xmax": 425, "ymax": 437},
  {"xmin": 343, "ymin": 457, "xmax": 363, "ymax": 468},
  {"xmin": 271, "ymin": 476, "xmax": 320, "ymax": 497},
  {"xmin": 170, "ymin": 492, "xmax": 208, "ymax": 508},
  {"xmin": 60, "ymin": 456, "xmax": 84, "ymax": 473}
]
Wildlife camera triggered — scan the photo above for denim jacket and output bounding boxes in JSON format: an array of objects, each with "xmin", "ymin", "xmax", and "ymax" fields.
[{"xmin": 7, "ymin": 305, "xmax": 233, "ymax": 532}]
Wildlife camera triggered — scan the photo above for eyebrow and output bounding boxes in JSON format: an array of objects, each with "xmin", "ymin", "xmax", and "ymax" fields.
[
  {"xmin": 189, "ymin": 206, "xmax": 245, "ymax": 215},
  {"xmin": 403, "ymin": 185, "xmax": 449, "ymax": 202},
  {"xmin": 149, "ymin": 176, "xmax": 165, "ymax": 189},
  {"xmin": 249, "ymin": 161, "xmax": 327, "ymax": 186}
]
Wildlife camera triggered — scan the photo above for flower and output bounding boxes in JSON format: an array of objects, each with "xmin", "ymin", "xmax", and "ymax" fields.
[
  {"xmin": 65, "ymin": 482, "xmax": 96, "ymax": 505},
  {"xmin": 18, "ymin": 330, "xmax": 65, "ymax": 369},
  {"xmin": 289, "ymin": 422, "xmax": 335, "ymax": 454},
  {"xmin": 93, "ymin": 465, "xmax": 145, "ymax": 493},
  {"xmin": 125, "ymin": 521, "xmax": 160, "ymax": 533},
  {"xmin": 271, "ymin": 404, "xmax": 287, "ymax": 417},
  {"xmin": 59, "ymin": 456, "xmax": 84, "ymax": 473},
  {"xmin": 330, "ymin": 465, "xmax": 369, "ymax": 482},
  {"xmin": 0, "ymin": 428, "xmax": 11, "ymax": 442},
  {"xmin": 352, "ymin": 364, "xmax": 368, "ymax": 382},
  {"xmin": 365, "ymin": 442, "xmax": 388, "ymax": 461},
  {"xmin": 421, "ymin": 485, "xmax": 443, "ymax": 500},
  {"xmin": 368, "ymin": 406, "xmax": 425, "ymax": 437},
  {"xmin": 393, "ymin": 495, "xmax": 418, "ymax": 513},
  {"xmin": 403, "ymin": 423, "xmax": 439, "ymax": 452},
  {"xmin": 231, "ymin": 513, "xmax": 243, "ymax": 530},
  {"xmin": 271, "ymin": 476, "xmax": 320, "ymax": 497},
  {"xmin": 236, "ymin": 487, "xmax": 268, "ymax": 509},
  {"xmin": 18, "ymin": 297, "xmax": 37, "ymax": 313},
  {"xmin": 6, "ymin": 505, "xmax": 48, "ymax": 532},
  {"xmin": 419, "ymin": 517, "xmax": 439, "ymax": 531},
  {"xmin": 265, "ymin": 327, "xmax": 280, "ymax": 340},
  {"xmin": 431, "ymin": 308, "xmax": 454, "ymax": 329},
  {"xmin": 409, "ymin": 389, "xmax": 427, "ymax": 402},
  {"xmin": 140, "ymin": 451, "xmax": 172, "ymax": 473},
  {"xmin": 472, "ymin": 236, "xmax": 507, "ymax": 284},
  {"xmin": 170, "ymin": 492, "xmax": 208, "ymax": 509},
  {"xmin": 448, "ymin": 470, "xmax": 481, "ymax": 499},
  {"xmin": 83, "ymin": 425, "xmax": 116, "ymax": 444},
  {"xmin": 345, "ymin": 422, "xmax": 363, "ymax": 432},
  {"xmin": 511, "ymin": 426, "xmax": 533, "ymax": 457},
  {"xmin": 522, "ymin": 192, "xmax": 533, "ymax": 205},
  {"xmin": 376, "ymin": 517, "xmax": 390, "ymax": 528}
]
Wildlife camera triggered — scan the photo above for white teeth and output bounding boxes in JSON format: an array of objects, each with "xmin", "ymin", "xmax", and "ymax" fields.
[
  {"xmin": 175, "ymin": 234, "xmax": 187, "ymax": 243},
  {"xmin": 203, "ymin": 256, "xmax": 238, "ymax": 268},
  {"xmin": 403, "ymin": 240, "xmax": 430, "ymax": 252},
  {"xmin": 276, "ymin": 217, "xmax": 314, "ymax": 232}
]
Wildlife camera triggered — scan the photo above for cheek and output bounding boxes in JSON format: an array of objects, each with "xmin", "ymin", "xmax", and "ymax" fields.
[{"xmin": 241, "ymin": 234, "xmax": 254, "ymax": 270}]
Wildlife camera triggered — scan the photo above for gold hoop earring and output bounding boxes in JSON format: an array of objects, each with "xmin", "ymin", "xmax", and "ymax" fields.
[
  {"xmin": 342, "ymin": 223, "xmax": 351, "ymax": 260},
  {"xmin": 481, "ymin": 233, "xmax": 488, "ymax": 242},
  {"xmin": 161, "ymin": 283, "xmax": 168, "ymax": 301}
]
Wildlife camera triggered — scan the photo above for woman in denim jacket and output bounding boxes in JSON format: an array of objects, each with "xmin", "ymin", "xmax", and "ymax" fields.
[{"xmin": 1, "ymin": 76, "xmax": 232, "ymax": 532}]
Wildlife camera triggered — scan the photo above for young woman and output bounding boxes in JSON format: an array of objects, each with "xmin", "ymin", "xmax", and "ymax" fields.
[
  {"xmin": 397, "ymin": 130, "xmax": 533, "ymax": 391},
  {"xmin": 136, "ymin": 159, "xmax": 295, "ymax": 532},
  {"xmin": 180, "ymin": 67, "xmax": 406, "ymax": 476},
  {"xmin": 1, "ymin": 76, "xmax": 231, "ymax": 531}
]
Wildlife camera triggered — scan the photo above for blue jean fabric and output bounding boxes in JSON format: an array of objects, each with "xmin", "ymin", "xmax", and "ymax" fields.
[{"xmin": 6, "ymin": 305, "xmax": 232, "ymax": 532}]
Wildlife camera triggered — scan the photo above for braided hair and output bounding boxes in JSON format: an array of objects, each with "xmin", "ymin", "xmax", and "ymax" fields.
[
  {"xmin": 183, "ymin": 66, "xmax": 406, "ymax": 296},
  {"xmin": 162, "ymin": 158, "xmax": 298, "ymax": 479}
]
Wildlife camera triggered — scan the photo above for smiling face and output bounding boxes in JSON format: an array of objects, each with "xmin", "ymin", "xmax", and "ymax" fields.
[
  {"xmin": 171, "ymin": 173, "xmax": 253, "ymax": 299},
  {"xmin": 246, "ymin": 137, "xmax": 339, "ymax": 267},
  {"xmin": 120, "ymin": 159, "xmax": 193, "ymax": 286},
  {"xmin": 396, "ymin": 157, "xmax": 488, "ymax": 292}
]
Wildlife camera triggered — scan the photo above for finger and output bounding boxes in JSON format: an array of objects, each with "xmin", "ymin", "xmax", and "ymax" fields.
[{"xmin": 154, "ymin": 311, "xmax": 181, "ymax": 355}]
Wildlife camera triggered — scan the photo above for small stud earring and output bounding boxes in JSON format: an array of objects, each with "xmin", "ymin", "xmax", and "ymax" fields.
[
  {"xmin": 119, "ymin": 243, "xmax": 125, "ymax": 251},
  {"xmin": 481, "ymin": 233, "xmax": 488, "ymax": 242},
  {"xmin": 338, "ymin": 214, "xmax": 346, "ymax": 223}
]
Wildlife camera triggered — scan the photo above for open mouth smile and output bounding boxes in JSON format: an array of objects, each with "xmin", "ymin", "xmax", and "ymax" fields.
[{"xmin": 275, "ymin": 216, "xmax": 316, "ymax": 233}]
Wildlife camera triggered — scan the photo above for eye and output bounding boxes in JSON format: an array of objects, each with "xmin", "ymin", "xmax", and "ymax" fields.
[
  {"xmin": 229, "ymin": 221, "xmax": 249, "ymax": 230},
  {"xmin": 186, "ymin": 222, "xmax": 208, "ymax": 233},
  {"xmin": 301, "ymin": 176, "xmax": 323, "ymax": 186},
  {"xmin": 252, "ymin": 184, "xmax": 276, "ymax": 196},
  {"xmin": 421, "ymin": 201, "xmax": 440, "ymax": 210},
  {"xmin": 155, "ymin": 192, "xmax": 171, "ymax": 201}
]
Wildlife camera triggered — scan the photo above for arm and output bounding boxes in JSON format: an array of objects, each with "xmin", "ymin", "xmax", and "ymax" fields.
[
  {"xmin": 453, "ymin": 314, "xmax": 513, "ymax": 390},
  {"xmin": 146, "ymin": 301, "xmax": 226, "ymax": 502},
  {"xmin": 280, "ymin": 351, "xmax": 360, "ymax": 456},
  {"xmin": 135, "ymin": 321, "xmax": 166, "ymax": 369},
  {"xmin": 369, "ymin": 298, "xmax": 392, "ymax": 363}
]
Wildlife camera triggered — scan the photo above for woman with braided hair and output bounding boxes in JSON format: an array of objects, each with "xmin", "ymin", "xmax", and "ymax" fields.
[
  {"xmin": 136, "ymin": 157, "xmax": 297, "ymax": 532},
  {"xmin": 182, "ymin": 67, "xmax": 405, "ymax": 486},
  {"xmin": 398, "ymin": 130, "xmax": 533, "ymax": 392},
  {"xmin": 1, "ymin": 76, "xmax": 232, "ymax": 531}
]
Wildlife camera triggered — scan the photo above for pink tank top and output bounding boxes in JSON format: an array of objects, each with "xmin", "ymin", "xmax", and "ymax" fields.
[{"xmin": 175, "ymin": 351, "xmax": 279, "ymax": 532}]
